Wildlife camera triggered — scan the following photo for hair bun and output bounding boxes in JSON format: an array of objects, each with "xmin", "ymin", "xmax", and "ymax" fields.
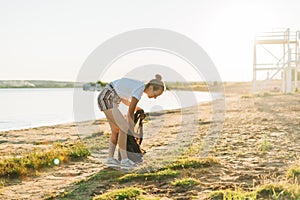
[{"xmin": 155, "ymin": 74, "xmax": 162, "ymax": 81}]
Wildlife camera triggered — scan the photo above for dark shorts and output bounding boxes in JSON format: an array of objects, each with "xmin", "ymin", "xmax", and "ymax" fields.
[{"xmin": 98, "ymin": 84, "xmax": 121, "ymax": 111}]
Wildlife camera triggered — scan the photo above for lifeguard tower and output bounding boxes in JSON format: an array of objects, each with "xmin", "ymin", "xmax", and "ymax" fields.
[{"xmin": 253, "ymin": 28, "xmax": 299, "ymax": 93}]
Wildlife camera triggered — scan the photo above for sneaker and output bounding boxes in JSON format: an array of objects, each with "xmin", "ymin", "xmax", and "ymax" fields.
[
  {"xmin": 106, "ymin": 157, "xmax": 120, "ymax": 168},
  {"xmin": 120, "ymin": 158, "xmax": 137, "ymax": 171}
]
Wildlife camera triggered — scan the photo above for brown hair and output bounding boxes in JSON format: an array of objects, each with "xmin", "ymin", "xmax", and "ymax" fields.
[{"xmin": 145, "ymin": 74, "xmax": 165, "ymax": 91}]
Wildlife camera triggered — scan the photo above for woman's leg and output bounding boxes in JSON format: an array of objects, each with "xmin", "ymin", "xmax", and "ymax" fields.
[
  {"xmin": 104, "ymin": 108, "xmax": 129, "ymax": 160},
  {"xmin": 106, "ymin": 119, "xmax": 119, "ymax": 158}
]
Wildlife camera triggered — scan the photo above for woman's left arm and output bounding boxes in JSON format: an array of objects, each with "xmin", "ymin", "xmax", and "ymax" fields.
[
  {"xmin": 124, "ymin": 97, "xmax": 139, "ymax": 133},
  {"xmin": 128, "ymin": 97, "xmax": 139, "ymax": 121}
]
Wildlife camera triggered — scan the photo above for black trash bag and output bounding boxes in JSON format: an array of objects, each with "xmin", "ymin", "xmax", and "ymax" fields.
[{"xmin": 118, "ymin": 109, "xmax": 146, "ymax": 164}]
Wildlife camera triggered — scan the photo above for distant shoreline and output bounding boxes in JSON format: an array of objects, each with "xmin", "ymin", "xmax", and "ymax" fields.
[
  {"xmin": 0, "ymin": 80, "xmax": 82, "ymax": 88},
  {"xmin": 0, "ymin": 80, "xmax": 212, "ymax": 91},
  {"xmin": 0, "ymin": 86, "xmax": 78, "ymax": 89}
]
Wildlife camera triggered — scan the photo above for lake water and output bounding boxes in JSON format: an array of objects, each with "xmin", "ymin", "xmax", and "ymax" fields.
[{"xmin": 0, "ymin": 88, "xmax": 215, "ymax": 131}]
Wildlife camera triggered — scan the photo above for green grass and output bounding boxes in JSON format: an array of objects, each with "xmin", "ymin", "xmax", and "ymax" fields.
[
  {"xmin": 210, "ymin": 183, "xmax": 300, "ymax": 200},
  {"xmin": 55, "ymin": 169, "xmax": 124, "ymax": 200},
  {"xmin": 117, "ymin": 157, "xmax": 219, "ymax": 184},
  {"xmin": 171, "ymin": 178, "xmax": 200, "ymax": 188},
  {"xmin": 93, "ymin": 187, "xmax": 160, "ymax": 200},
  {"xmin": 55, "ymin": 157, "xmax": 220, "ymax": 199},
  {"xmin": 118, "ymin": 157, "xmax": 219, "ymax": 183},
  {"xmin": 256, "ymin": 183, "xmax": 299, "ymax": 199},
  {"xmin": 91, "ymin": 169, "xmax": 123, "ymax": 182},
  {"xmin": 165, "ymin": 157, "xmax": 220, "ymax": 170},
  {"xmin": 56, "ymin": 141, "xmax": 91, "ymax": 160},
  {"xmin": 287, "ymin": 165, "xmax": 300, "ymax": 183},
  {"xmin": 93, "ymin": 187, "xmax": 144, "ymax": 200},
  {"xmin": 0, "ymin": 140, "xmax": 90, "ymax": 178},
  {"xmin": 258, "ymin": 133, "xmax": 271, "ymax": 154},
  {"xmin": 210, "ymin": 189, "xmax": 256, "ymax": 200},
  {"xmin": 118, "ymin": 168, "xmax": 179, "ymax": 183}
]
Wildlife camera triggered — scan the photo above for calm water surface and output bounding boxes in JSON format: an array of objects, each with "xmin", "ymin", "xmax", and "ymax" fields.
[{"xmin": 0, "ymin": 88, "xmax": 215, "ymax": 131}]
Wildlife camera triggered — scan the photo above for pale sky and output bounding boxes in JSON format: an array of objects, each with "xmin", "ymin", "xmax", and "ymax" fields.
[{"xmin": 0, "ymin": 0, "xmax": 299, "ymax": 82}]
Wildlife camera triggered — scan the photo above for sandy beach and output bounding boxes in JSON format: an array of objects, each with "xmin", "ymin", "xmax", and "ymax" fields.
[{"xmin": 0, "ymin": 82, "xmax": 300, "ymax": 199}]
